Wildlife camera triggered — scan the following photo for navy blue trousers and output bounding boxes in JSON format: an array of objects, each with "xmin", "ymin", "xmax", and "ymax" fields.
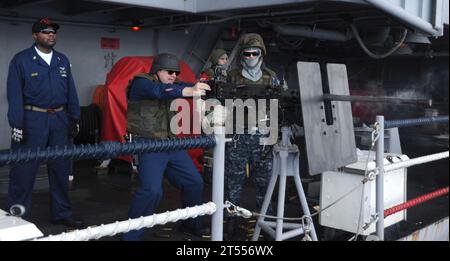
[
  {"xmin": 122, "ymin": 150, "xmax": 204, "ymax": 241},
  {"xmin": 225, "ymin": 133, "xmax": 272, "ymax": 212},
  {"xmin": 7, "ymin": 110, "xmax": 72, "ymax": 221}
]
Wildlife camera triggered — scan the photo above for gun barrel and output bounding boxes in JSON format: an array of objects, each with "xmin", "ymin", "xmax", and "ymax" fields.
[{"xmin": 322, "ymin": 94, "xmax": 432, "ymax": 107}]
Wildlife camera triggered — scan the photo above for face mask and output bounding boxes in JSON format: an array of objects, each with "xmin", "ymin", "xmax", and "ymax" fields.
[
  {"xmin": 241, "ymin": 48, "xmax": 262, "ymax": 68},
  {"xmin": 241, "ymin": 59, "xmax": 263, "ymax": 81},
  {"xmin": 243, "ymin": 56, "xmax": 261, "ymax": 68}
]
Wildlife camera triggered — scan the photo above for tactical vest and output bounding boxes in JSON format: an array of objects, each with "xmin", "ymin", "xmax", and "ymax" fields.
[
  {"xmin": 126, "ymin": 73, "xmax": 177, "ymax": 139},
  {"xmin": 227, "ymin": 67, "xmax": 278, "ymax": 132}
]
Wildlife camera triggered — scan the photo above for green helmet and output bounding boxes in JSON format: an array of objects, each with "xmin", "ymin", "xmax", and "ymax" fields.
[
  {"xmin": 150, "ymin": 53, "xmax": 180, "ymax": 74},
  {"xmin": 240, "ymin": 33, "xmax": 266, "ymax": 56},
  {"xmin": 210, "ymin": 48, "xmax": 227, "ymax": 65}
]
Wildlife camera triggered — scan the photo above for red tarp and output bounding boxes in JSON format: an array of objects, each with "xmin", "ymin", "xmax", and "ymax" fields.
[{"xmin": 101, "ymin": 56, "xmax": 203, "ymax": 172}]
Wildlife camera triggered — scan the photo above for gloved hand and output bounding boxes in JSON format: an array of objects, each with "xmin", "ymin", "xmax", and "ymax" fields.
[
  {"xmin": 70, "ymin": 119, "xmax": 80, "ymax": 138},
  {"xmin": 211, "ymin": 105, "xmax": 228, "ymax": 126},
  {"xmin": 203, "ymin": 105, "xmax": 228, "ymax": 127},
  {"xmin": 11, "ymin": 127, "xmax": 25, "ymax": 144}
]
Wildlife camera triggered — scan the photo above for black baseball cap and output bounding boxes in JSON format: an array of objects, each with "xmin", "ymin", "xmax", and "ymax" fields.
[{"xmin": 32, "ymin": 18, "xmax": 59, "ymax": 33}]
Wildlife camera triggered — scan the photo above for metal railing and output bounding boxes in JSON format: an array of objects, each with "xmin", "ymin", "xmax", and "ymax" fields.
[
  {"xmin": 1, "ymin": 128, "xmax": 230, "ymax": 241},
  {"xmin": 375, "ymin": 115, "xmax": 449, "ymax": 240},
  {"xmin": 0, "ymin": 136, "xmax": 216, "ymax": 166},
  {"xmin": 35, "ymin": 202, "xmax": 216, "ymax": 241}
]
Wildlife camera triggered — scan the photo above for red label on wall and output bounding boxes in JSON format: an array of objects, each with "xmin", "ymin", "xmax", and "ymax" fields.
[{"xmin": 101, "ymin": 37, "xmax": 120, "ymax": 50}]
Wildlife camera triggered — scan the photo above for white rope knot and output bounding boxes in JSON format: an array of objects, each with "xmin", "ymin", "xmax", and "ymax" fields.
[
  {"xmin": 236, "ymin": 207, "xmax": 252, "ymax": 219},
  {"xmin": 110, "ymin": 221, "xmax": 120, "ymax": 236},
  {"xmin": 95, "ymin": 224, "xmax": 105, "ymax": 240}
]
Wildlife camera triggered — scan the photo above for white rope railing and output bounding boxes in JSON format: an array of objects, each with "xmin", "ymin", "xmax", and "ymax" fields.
[
  {"xmin": 34, "ymin": 202, "xmax": 216, "ymax": 241},
  {"xmin": 384, "ymin": 151, "xmax": 449, "ymax": 172}
]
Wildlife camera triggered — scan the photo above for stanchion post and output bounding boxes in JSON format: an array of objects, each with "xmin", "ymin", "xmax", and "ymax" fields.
[
  {"xmin": 375, "ymin": 115, "xmax": 385, "ymax": 240},
  {"xmin": 211, "ymin": 126, "xmax": 226, "ymax": 241}
]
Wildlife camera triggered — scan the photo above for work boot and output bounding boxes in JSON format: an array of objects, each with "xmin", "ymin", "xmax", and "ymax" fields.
[{"xmin": 51, "ymin": 217, "xmax": 86, "ymax": 229}]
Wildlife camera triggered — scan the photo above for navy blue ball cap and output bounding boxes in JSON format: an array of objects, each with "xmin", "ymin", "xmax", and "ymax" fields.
[{"xmin": 32, "ymin": 18, "xmax": 59, "ymax": 33}]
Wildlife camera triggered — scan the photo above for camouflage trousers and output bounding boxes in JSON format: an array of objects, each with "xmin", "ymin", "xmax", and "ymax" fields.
[{"xmin": 225, "ymin": 133, "xmax": 273, "ymax": 213}]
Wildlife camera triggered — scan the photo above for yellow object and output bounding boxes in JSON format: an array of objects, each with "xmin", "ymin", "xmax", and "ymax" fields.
[{"xmin": 246, "ymin": 163, "xmax": 250, "ymax": 177}]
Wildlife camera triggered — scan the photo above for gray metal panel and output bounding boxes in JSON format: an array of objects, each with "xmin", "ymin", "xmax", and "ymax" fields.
[
  {"xmin": 195, "ymin": 0, "xmax": 318, "ymax": 12},
  {"xmin": 297, "ymin": 62, "xmax": 325, "ymax": 175},
  {"xmin": 99, "ymin": 0, "xmax": 363, "ymax": 13},
  {"xmin": 98, "ymin": 0, "xmax": 196, "ymax": 12},
  {"xmin": 98, "ymin": 0, "xmax": 448, "ymax": 33},
  {"xmin": 297, "ymin": 62, "xmax": 356, "ymax": 175},
  {"xmin": 399, "ymin": 0, "xmax": 432, "ymax": 22},
  {"xmin": 445, "ymin": 1, "xmax": 449, "ymax": 24},
  {"xmin": 398, "ymin": 217, "xmax": 449, "ymax": 241},
  {"xmin": 326, "ymin": 64, "xmax": 357, "ymax": 168},
  {"xmin": 363, "ymin": 0, "xmax": 444, "ymax": 36}
]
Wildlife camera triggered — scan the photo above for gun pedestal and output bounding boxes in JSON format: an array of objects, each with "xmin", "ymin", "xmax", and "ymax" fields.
[{"xmin": 252, "ymin": 127, "xmax": 318, "ymax": 241}]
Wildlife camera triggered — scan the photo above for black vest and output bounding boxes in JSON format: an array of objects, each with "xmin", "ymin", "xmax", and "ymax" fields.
[{"xmin": 126, "ymin": 73, "xmax": 176, "ymax": 139}]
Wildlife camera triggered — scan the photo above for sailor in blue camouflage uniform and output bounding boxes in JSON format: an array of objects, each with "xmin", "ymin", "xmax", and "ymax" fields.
[
  {"xmin": 6, "ymin": 18, "xmax": 84, "ymax": 228},
  {"xmin": 225, "ymin": 33, "xmax": 279, "ymax": 236}
]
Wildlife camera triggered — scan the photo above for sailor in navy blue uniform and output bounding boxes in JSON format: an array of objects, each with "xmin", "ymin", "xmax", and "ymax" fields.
[
  {"xmin": 121, "ymin": 53, "xmax": 211, "ymax": 240},
  {"xmin": 6, "ymin": 18, "xmax": 84, "ymax": 228}
]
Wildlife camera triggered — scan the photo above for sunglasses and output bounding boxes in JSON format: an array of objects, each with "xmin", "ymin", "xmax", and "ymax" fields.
[
  {"xmin": 40, "ymin": 29, "xmax": 56, "ymax": 34},
  {"xmin": 242, "ymin": 51, "xmax": 260, "ymax": 57},
  {"xmin": 167, "ymin": 70, "xmax": 180, "ymax": 76}
]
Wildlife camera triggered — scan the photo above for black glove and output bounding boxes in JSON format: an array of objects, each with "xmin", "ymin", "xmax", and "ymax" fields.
[
  {"xmin": 12, "ymin": 127, "xmax": 25, "ymax": 144},
  {"xmin": 70, "ymin": 119, "xmax": 80, "ymax": 138}
]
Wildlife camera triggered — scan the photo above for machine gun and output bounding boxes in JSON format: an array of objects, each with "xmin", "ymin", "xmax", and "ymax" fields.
[
  {"xmin": 203, "ymin": 78, "xmax": 301, "ymax": 126},
  {"xmin": 205, "ymin": 81, "xmax": 281, "ymax": 101},
  {"xmin": 203, "ymin": 70, "xmax": 291, "ymax": 100}
]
